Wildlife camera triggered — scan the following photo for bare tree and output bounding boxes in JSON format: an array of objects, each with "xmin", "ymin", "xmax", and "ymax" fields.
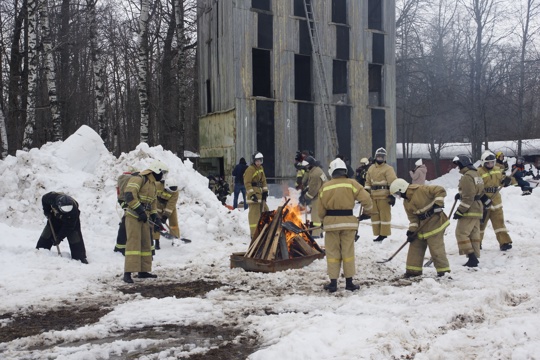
[
  {"xmin": 22, "ymin": 0, "xmax": 38, "ymax": 151},
  {"xmin": 138, "ymin": 0, "xmax": 150, "ymax": 143}
]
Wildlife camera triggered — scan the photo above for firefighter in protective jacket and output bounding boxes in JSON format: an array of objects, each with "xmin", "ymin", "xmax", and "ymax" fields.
[
  {"xmin": 319, "ymin": 158, "xmax": 373, "ymax": 292},
  {"xmin": 477, "ymin": 151, "xmax": 513, "ymax": 251},
  {"xmin": 36, "ymin": 192, "xmax": 88, "ymax": 264},
  {"xmin": 390, "ymin": 179, "xmax": 450, "ymax": 277},
  {"xmin": 364, "ymin": 148, "xmax": 397, "ymax": 242},
  {"xmin": 453, "ymin": 155, "xmax": 485, "ymax": 267},
  {"xmin": 122, "ymin": 160, "xmax": 167, "ymax": 283},
  {"xmin": 244, "ymin": 152, "xmax": 269, "ymax": 238},
  {"xmin": 301, "ymin": 156, "xmax": 327, "ymax": 237},
  {"xmin": 152, "ymin": 177, "xmax": 180, "ymax": 250}
]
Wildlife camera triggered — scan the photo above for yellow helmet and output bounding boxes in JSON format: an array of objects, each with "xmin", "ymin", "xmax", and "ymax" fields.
[{"xmin": 495, "ymin": 151, "xmax": 504, "ymax": 159}]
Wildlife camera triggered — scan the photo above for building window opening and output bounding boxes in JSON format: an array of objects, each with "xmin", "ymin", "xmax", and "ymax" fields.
[
  {"xmin": 252, "ymin": 0, "xmax": 271, "ymax": 11},
  {"xmin": 372, "ymin": 32, "xmax": 384, "ymax": 64},
  {"xmin": 258, "ymin": 13, "xmax": 273, "ymax": 49},
  {"xmin": 371, "ymin": 108, "xmax": 386, "ymax": 155},
  {"xmin": 298, "ymin": 103, "xmax": 315, "ymax": 154},
  {"xmin": 294, "ymin": 0, "xmax": 310, "ymax": 17},
  {"xmin": 295, "ymin": 54, "xmax": 312, "ymax": 101},
  {"xmin": 206, "ymin": 79, "xmax": 212, "ymax": 113},
  {"xmin": 336, "ymin": 25, "xmax": 349, "ymax": 60},
  {"xmin": 299, "ymin": 20, "xmax": 312, "ymax": 55},
  {"xmin": 332, "ymin": 0, "xmax": 347, "ymax": 24},
  {"xmin": 368, "ymin": 0, "xmax": 382, "ymax": 30},
  {"xmin": 256, "ymin": 100, "xmax": 275, "ymax": 178},
  {"xmin": 336, "ymin": 105, "xmax": 351, "ymax": 161},
  {"xmin": 368, "ymin": 64, "xmax": 382, "ymax": 106},
  {"xmin": 333, "ymin": 60, "xmax": 348, "ymax": 94},
  {"xmin": 253, "ymin": 49, "xmax": 272, "ymax": 97}
]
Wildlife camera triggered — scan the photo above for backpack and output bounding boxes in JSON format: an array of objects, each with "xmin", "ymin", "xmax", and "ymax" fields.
[{"xmin": 117, "ymin": 171, "xmax": 146, "ymax": 203}]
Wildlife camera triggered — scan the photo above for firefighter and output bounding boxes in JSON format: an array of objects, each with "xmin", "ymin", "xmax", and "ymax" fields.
[
  {"xmin": 495, "ymin": 151, "xmax": 509, "ymax": 173},
  {"xmin": 244, "ymin": 152, "xmax": 269, "ymax": 238},
  {"xmin": 122, "ymin": 160, "xmax": 168, "ymax": 283},
  {"xmin": 409, "ymin": 159, "xmax": 427, "ymax": 185},
  {"xmin": 294, "ymin": 151, "xmax": 306, "ymax": 190},
  {"xmin": 152, "ymin": 177, "xmax": 180, "ymax": 250},
  {"xmin": 364, "ymin": 148, "xmax": 397, "ymax": 242},
  {"xmin": 355, "ymin": 157, "xmax": 370, "ymax": 186},
  {"xmin": 36, "ymin": 192, "xmax": 88, "ymax": 264},
  {"xmin": 511, "ymin": 156, "xmax": 534, "ymax": 195},
  {"xmin": 390, "ymin": 179, "xmax": 451, "ymax": 277},
  {"xmin": 318, "ymin": 158, "xmax": 373, "ymax": 292},
  {"xmin": 300, "ymin": 156, "xmax": 327, "ymax": 238},
  {"xmin": 477, "ymin": 151, "xmax": 513, "ymax": 251},
  {"xmin": 453, "ymin": 155, "xmax": 484, "ymax": 267}
]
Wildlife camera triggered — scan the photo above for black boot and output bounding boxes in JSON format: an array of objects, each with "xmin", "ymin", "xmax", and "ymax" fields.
[
  {"xmin": 463, "ymin": 253, "xmax": 479, "ymax": 267},
  {"xmin": 373, "ymin": 235, "xmax": 387, "ymax": 242},
  {"xmin": 500, "ymin": 243, "xmax": 512, "ymax": 251},
  {"xmin": 437, "ymin": 270, "xmax": 450, "ymax": 277},
  {"xmin": 345, "ymin": 277, "xmax": 360, "ymax": 291},
  {"xmin": 138, "ymin": 272, "xmax": 158, "ymax": 279},
  {"xmin": 123, "ymin": 272, "xmax": 133, "ymax": 283},
  {"xmin": 323, "ymin": 279, "xmax": 337, "ymax": 293},
  {"xmin": 155, "ymin": 240, "xmax": 160, "ymax": 250},
  {"xmin": 80, "ymin": 258, "xmax": 89, "ymax": 264}
]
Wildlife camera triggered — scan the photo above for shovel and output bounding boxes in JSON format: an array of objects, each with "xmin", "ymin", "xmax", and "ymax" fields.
[
  {"xmin": 376, "ymin": 218, "xmax": 430, "ymax": 264},
  {"xmin": 149, "ymin": 220, "xmax": 192, "ymax": 243},
  {"xmin": 47, "ymin": 216, "xmax": 62, "ymax": 257}
]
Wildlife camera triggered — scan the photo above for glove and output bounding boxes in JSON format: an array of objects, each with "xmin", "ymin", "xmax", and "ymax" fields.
[
  {"xmin": 453, "ymin": 211, "xmax": 463, "ymax": 220},
  {"xmin": 358, "ymin": 214, "xmax": 371, "ymax": 221},
  {"xmin": 299, "ymin": 193, "xmax": 306, "ymax": 205},
  {"xmin": 134, "ymin": 205, "xmax": 148, "ymax": 222},
  {"xmin": 161, "ymin": 215, "xmax": 168, "ymax": 223},
  {"xmin": 480, "ymin": 194, "xmax": 492, "ymax": 209},
  {"xmin": 250, "ymin": 194, "xmax": 259, "ymax": 203},
  {"xmin": 406, "ymin": 230, "xmax": 415, "ymax": 242},
  {"xmin": 432, "ymin": 204, "xmax": 444, "ymax": 213},
  {"xmin": 388, "ymin": 195, "xmax": 396, "ymax": 207},
  {"xmin": 455, "ymin": 193, "xmax": 461, "ymax": 201},
  {"xmin": 43, "ymin": 209, "xmax": 51, "ymax": 218},
  {"xmin": 151, "ymin": 214, "xmax": 163, "ymax": 232},
  {"xmin": 262, "ymin": 191, "xmax": 268, "ymax": 201},
  {"xmin": 502, "ymin": 177, "xmax": 511, "ymax": 187}
]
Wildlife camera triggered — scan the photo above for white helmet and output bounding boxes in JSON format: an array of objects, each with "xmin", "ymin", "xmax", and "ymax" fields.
[
  {"xmin": 375, "ymin": 147, "xmax": 387, "ymax": 157},
  {"xmin": 329, "ymin": 158, "xmax": 347, "ymax": 177},
  {"xmin": 481, "ymin": 151, "xmax": 496, "ymax": 168},
  {"xmin": 360, "ymin": 157, "xmax": 369, "ymax": 166},
  {"xmin": 148, "ymin": 160, "xmax": 169, "ymax": 174},
  {"xmin": 301, "ymin": 160, "xmax": 309, "ymax": 167},
  {"xmin": 164, "ymin": 177, "xmax": 178, "ymax": 192},
  {"xmin": 415, "ymin": 159, "xmax": 423, "ymax": 166},
  {"xmin": 253, "ymin": 152, "xmax": 263, "ymax": 164},
  {"xmin": 390, "ymin": 178, "xmax": 410, "ymax": 197}
]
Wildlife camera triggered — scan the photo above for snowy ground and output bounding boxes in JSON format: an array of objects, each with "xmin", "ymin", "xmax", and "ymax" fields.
[{"xmin": 1, "ymin": 126, "xmax": 540, "ymax": 359}]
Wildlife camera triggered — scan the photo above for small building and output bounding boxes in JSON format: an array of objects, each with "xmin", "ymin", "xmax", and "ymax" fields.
[{"xmin": 197, "ymin": 0, "xmax": 397, "ymax": 185}]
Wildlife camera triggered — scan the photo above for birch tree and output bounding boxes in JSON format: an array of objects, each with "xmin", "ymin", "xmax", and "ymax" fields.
[
  {"xmin": 175, "ymin": 0, "xmax": 186, "ymax": 157},
  {"xmin": 138, "ymin": 0, "xmax": 150, "ymax": 143},
  {"xmin": 22, "ymin": 0, "xmax": 38, "ymax": 151},
  {"xmin": 0, "ymin": 109, "xmax": 7, "ymax": 159}
]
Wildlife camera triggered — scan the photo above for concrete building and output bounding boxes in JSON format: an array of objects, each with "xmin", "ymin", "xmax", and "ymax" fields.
[{"xmin": 197, "ymin": 0, "xmax": 396, "ymax": 184}]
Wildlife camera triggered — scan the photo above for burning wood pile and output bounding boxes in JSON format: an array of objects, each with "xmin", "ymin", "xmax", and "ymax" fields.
[{"xmin": 230, "ymin": 199, "xmax": 325, "ymax": 273}]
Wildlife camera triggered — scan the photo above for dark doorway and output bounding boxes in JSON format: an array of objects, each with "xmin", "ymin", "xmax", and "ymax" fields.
[
  {"xmin": 295, "ymin": 55, "xmax": 312, "ymax": 101},
  {"xmin": 256, "ymin": 100, "xmax": 275, "ymax": 178},
  {"xmin": 253, "ymin": 49, "xmax": 271, "ymax": 97},
  {"xmin": 298, "ymin": 103, "xmax": 315, "ymax": 153},
  {"xmin": 371, "ymin": 108, "xmax": 385, "ymax": 156}
]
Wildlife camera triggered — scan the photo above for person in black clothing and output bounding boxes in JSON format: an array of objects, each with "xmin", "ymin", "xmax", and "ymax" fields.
[
  {"xmin": 511, "ymin": 157, "xmax": 534, "ymax": 195},
  {"xmin": 36, "ymin": 192, "xmax": 88, "ymax": 264},
  {"xmin": 232, "ymin": 158, "xmax": 249, "ymax": 209},
  {"xmin": 336, "ymin": 154, "xmax": 355, "ymax": 178}
]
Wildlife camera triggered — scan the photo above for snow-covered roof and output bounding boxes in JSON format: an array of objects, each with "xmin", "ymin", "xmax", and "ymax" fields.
[{"xmin": 397, "ymin": 139, "xmax": 540, "ymax": 160}]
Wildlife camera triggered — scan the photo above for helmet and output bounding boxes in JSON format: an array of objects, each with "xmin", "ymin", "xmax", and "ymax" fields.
[
  {"xmin": 301, "ymin": 160, "xmax": 309, "ymax": 167},
  {"xmin": 375, "ymin": 147, "xmax": 387, "ymax": 157},
  {"xmin": 253, "ymin": 152, "xmax": 264, "ymax": 164},
  {"xmin": 305, "ymin": 156, "xmax": 317, "ymax": 166},
  {"xmin": 329, "ymin": 158, "xmax": 347, "ymax": 176},
  {"xmin": 56, "ymin": 194, "xmax": 74, "ymax": 213},
  {"xmin": 517, "ymin": 156, "xmax": 525, "ymax": 165},
  {"xmin": 374, "ymin": 148, "xmax": 387, "ymax": 163},
  {"xmin": 453, "ymin": 154, "xmax": 472, "ymax": 169},
  {"xmin": 415, "ymin": 159, "xmax": 423, "ymax": 166},
  {"xmin": 164, "ymin": 177, "xmax": 178, "ymax": 192},
  {"xmin": 390, "ymin": 178, "xmax": 410, "ymax": 197},
  {"xmin": 360, "ymin": 158, "xmax": 369, "ymax": 166},
  {"xmin": 495, "ymin": 151, "xmax": 504, "ymax": 160},
  {"xmin": 481, "ymin": 151, "xmax": 496, "ymax": 168},
  {"xmin": 148, "ymin": 160, "xmax": 169, "ymax": 174}
]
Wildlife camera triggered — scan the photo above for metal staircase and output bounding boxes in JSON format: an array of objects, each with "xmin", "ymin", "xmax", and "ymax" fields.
[{"xmin": 303, "ymin": 0, "xmax": 339, "ymax": 156}]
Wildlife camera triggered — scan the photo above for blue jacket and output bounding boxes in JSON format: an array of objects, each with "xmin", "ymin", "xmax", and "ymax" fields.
[{"xmin": 233, "ymin": 163, "xmax": 248, "ymax": 184}]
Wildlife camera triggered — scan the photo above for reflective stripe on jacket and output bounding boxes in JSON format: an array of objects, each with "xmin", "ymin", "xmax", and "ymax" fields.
[{"xmin": 365, "ymin": 163, "xmax": 397, "ymax": 199}]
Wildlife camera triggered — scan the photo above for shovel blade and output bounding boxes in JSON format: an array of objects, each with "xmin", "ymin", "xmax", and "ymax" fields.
[{"xmin": 376, "ymin": 258, "xmax": 391, "ymax": 264}]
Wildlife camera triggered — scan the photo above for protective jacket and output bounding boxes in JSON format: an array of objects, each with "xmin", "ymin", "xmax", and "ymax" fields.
[
  {"xmin": 477, "ymin": 166, "xmax": 504, "ymax": 209},
  {"xmin": 457, "ymin": 167, "xmax": 484, "ymax": 218},
  {"xmin": 124, "ymin": 170, "xmax": 158, "ymax": 219},
  {"xmin": 318, "ymin": 178, "xmax": 373, "ymax": 231},
  {"xmin": 365, "ymin": 163, "xmax": 397, "ymax": 199},
  {"xmin": 403, "ymin": 184, "xmax": 449, "ymax": 239},
  {"xmin": 409, "ymin": 165, "xmax": 427, "ymax": 185},
  {"xmin": 155, "ymin": 181, "xmax": 180, "ymax": 238},
  {"xmin": 306, "ymin": 166, "xmax": 327, "ymax": 202},
  {"xmin": 244, "ymin": 164, "xmax": 268, "ymax": 204}
]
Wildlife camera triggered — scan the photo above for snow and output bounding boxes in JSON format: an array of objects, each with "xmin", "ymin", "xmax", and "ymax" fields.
[{"xmin": 1, "ymin": 126, "xmax": 540, "ymax": 359}]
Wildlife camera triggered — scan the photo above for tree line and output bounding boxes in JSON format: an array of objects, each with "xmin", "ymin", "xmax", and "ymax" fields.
[{"xmin": 0, "ymin": 0, "xmax": 198, "ymax": 159}]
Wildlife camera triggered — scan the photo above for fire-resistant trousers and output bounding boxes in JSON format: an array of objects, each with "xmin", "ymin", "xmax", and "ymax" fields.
[
  {"xmin": 310, "ymin": 198, "xmax": 322, "ymax": 237},
  {"xmin": 124, "ymin": 215, "xmax": 153, "ymax": 273},
  {"xmin": 370, "ymin": 198, "xmax": 392, "ymax": 236},
  {"xmin": 480, "ymin": 207, "xmax": 512, "ymax": 247},
  {"xmin": 455, "ymin": 217, "xmax": 481, "ymax": 258},
  {"xmin": 324, "ymin": 230, "xmax": 356, "ymax": 279},
  {"xmin": 406, "ymin": 230, "xmax": 450, "ymax": 276},
  {"xmin": 248, "ymin": 201, "xmax": 269, "ymax": 238}
]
